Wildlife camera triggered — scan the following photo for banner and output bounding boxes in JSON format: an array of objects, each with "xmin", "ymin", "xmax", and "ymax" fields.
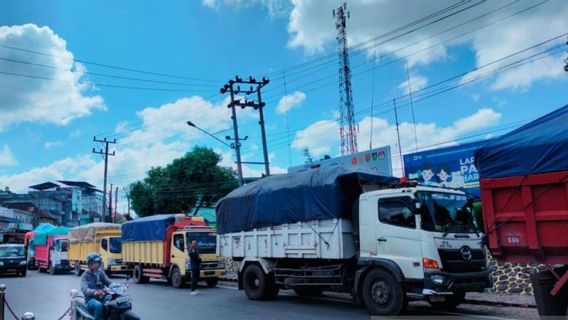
[{"xmin": 403, "ymin": 140, "xmax": 490, "ymax": 197}]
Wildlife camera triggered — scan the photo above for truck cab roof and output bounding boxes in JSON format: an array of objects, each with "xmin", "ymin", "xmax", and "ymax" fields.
[{"xmin": 360, "ymin": 185, "xmax": 466, "ymax": 200}]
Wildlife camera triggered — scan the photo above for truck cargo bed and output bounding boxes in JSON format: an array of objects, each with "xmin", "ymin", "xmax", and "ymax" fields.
[
  {"xmin": 480, "ymin": 170, "xmax": 568, "ymax": 265},
  {"xmin": 217, "ymin": 219, "xmax": 355, "ymax": 260}
]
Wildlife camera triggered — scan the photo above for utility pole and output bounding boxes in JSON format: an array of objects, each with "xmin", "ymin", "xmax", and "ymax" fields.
[
  {"xmin": 114, "ymin": 186, "xmax": 118, "ymax": 223},
  {"xmin": 564, "ymin": 36, "xmax": 568, "ymax": 72},
  {"xmin": 108, "ymin": 184, "xmax": 113, "ymax": 224},
  {"xmin": 393, "ymin": 99, "xmax": 404, "ymax": 177},
  {"xmin": 92, "ymin": 137, "xmax": 116, "ymax": 222},
  {"xmin": 220, "ymin": 76, "xmax": 271, "ymax": 184}
]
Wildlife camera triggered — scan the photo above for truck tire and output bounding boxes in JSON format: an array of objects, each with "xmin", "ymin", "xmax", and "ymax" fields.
[
  {"xmin": 170, "ymin": 266, "xmax": 184, "ymax": 288},
  {"xmin": 428, "ymin": 291, "xmax": 465, "ymax": 310},
  {"xmin": 48, "ymin": 262, "xmax": 56, "ymax": 275},
  {"xmin": 361, "ymin": 269, "xmax": 405, "ymax": 316},
  {"xmin": 74, "ymin": 263, "xmax": 83, "ymax": 277},
  {"xmin": 19, "ymin": 269, "xmax": 27, "ymax": 277},
  {"xmin": 243, "ymin": 264, "xmax": 271, "ymax": 300},
  {"xmin": 206, "ymin": 277, "xmax": 219, "ymax": 288},
  {"xmin": 294, "ymin": 287, "xmax": 324, "ymax": 297},
  {"xmin": 133, "ymin": 265, "xmax": 149, "ymax": 284}
]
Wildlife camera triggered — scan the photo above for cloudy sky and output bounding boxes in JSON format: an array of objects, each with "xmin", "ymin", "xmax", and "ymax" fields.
[{"xmin": 0, "ymin": 0, "xmax": 567, "ymax": 212}]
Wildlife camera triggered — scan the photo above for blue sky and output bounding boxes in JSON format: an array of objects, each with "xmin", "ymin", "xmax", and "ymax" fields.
[{"xmin": 0, "ymin": 0, "xmax": 567, "ymax": 211}]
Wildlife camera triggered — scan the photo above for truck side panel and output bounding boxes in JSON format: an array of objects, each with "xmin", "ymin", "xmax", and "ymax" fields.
[
  {"xmin": 480, "ymin": 170, "xmax": 568, "ymax": 265},
  {"xmin": 217, "ymin": 219, "xmax": 355, "ymax": 260},
  {"xmin": 123, "ymin": 241, "xmax": 166, "ymax": 266}
]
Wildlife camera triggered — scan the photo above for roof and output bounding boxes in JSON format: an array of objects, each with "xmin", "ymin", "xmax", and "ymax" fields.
[
  {"xmin": 29, "ymin": 182, "xmax": 60, "ymax": 191},
  {"xmin": 57, "ymin": 181, "xmax": 96, "ymax": 189}
]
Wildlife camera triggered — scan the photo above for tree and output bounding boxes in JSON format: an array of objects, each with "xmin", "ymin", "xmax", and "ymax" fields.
[{"xmin": 128, "ymin": 147, "xmax": 239, "ymax": 217}]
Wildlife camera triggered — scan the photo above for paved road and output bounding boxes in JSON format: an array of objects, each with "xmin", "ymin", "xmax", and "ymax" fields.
[{"xmin": 0, "ymin": 271, "xmax": 538, "ymax": 319}]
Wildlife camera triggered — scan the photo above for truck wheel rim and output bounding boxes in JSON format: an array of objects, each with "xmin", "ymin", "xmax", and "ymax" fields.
[{"xmin": 371, "ymin": 281, "xmax": 390, "ymax": 305}]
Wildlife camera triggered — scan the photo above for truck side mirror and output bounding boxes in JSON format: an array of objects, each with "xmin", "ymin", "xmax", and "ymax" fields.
[
  {"xmin": 413, "ymin": 200, "xmax": 422, "ymax": 213},
  {"xmin": 101, "ymin": 239, "xmax": 108, "ymax": 251}
]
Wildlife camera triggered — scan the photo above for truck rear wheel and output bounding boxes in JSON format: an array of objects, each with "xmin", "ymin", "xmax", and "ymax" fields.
[
  {"xmin": 361, "ymin": 269, "xmax": 405, "ymax": 316},
  {"xmin": 243, "ymin": 264, "xmax": 271, "ymax": 300},
  {"xmin": 428, "ymin": 291, "xmax": 465, "ymax": 310},
  {"xmin": 133, "ymin": 265, "xmax": 149, "ymax": 284}
]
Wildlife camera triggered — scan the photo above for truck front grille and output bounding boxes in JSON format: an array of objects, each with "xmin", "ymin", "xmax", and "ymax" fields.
[{"xmin": 438, "ymin": 249, "xmax": 485, "ymax": 273}]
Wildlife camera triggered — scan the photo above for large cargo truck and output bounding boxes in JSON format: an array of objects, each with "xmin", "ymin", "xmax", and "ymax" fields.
[
  {"xmin": 35, "ymin": 233, "xmax": 72, "ymax": 274},
  {"xmin": 476, "ymin": 104, "xmax": 568, "ymax": 316},
  {"xmin": 122, "ymin": 214, "xmax": 226, "ymax": 288},
  {"xmin": 68, "ymin": 223, "xmax": 130, "ymax": 277},
  {"xmin": 217, "ymin": 168, "xmax": 492, "ymax": 316}
]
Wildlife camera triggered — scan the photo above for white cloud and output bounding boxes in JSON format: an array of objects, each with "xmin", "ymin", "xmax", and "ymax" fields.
[
  {"xmin": 292, "ymin": 107, "xmax": 502, "ymax": 176},
  {"xmin": 0, "ymin": 145, "xmax": 17, "ymax": 166},
  {"xmin": 398, "ymin": 73, "xmax": 428, "ymax": 95},
  {"xmin": 43, "ymin": 140, "xmax": 64, "ymax": 150},
  {"xmin": 202, "ymin": 0, "xmax": 290, "ymax": 18},
  {"xmin": 0, "ymin": 24, "xmax": 105, "ymax": 130},
  {"xmin": 276, "ymin": 91, "xmax": 306, "ymax": 114}
]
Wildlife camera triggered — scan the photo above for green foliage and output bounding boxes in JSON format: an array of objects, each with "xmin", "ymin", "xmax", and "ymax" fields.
[{"xmin": 128, "ymin": 147, "xmax": 239, "ymax": 217}]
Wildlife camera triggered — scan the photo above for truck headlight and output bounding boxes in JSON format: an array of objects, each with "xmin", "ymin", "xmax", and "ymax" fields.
[
  {"xmin": 20, "ymin": 260, "xmax": 27, "ymax": 265},
  {"xmin": 431, "ymin": 275, "xmax": 445, "ymax": 285},
  {"xmin": 107, "ymin": 258, "xmax": 117, "ymax": 266},
  {"xmin": 0, "ymin": 261, "xmax": 4, "ymax": 266}
]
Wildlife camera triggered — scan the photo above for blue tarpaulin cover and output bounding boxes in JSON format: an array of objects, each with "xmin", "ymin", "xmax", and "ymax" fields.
[
  {"xmin": 476, "ymin": 104, "xmax": 568, "ymax": 179},
  {"xmin": 216, "ymin": 167, "xmax": 398, "ymax": 234},
  {"xmin": 122, "ymin": 214, "xmax": 183, "ymax": 242},
  {"xmin": 34, "ymin": 226, "xmax": 70, "ymax": 246}
]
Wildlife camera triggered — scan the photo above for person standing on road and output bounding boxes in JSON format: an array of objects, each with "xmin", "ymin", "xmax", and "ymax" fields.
[
  {"xmin": 189, "ymin": 239, "xmax": 201, "ymax": 295},
  {"xmin": 80, "ymin": 252, "xmax": 114, "ymax": 320}
]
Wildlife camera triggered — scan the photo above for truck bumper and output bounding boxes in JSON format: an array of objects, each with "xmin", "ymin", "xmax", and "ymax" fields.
[
  {"xmin": 108, "ymin": 264, "xmax": 132, "ymax": 273},
  {"xmin": 0, "ymin": 266, "xmax": 26, "ymax": 274},
  {"xmin": 422, "ymin": 269, "xmax": 493, "ymax": 295},
  {"xmin": 200, "ymin": 269, "xmax": 226, "ymax": 278}
]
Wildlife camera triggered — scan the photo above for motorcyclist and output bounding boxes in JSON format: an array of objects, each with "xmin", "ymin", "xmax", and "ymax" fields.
[{"xmin": 80, "ymin": 252, "xmax": 115, "ymax": 320}]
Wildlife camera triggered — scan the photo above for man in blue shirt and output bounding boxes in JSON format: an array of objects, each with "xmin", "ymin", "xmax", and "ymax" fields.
[{"xmin": 80, "ymin": 253, "xmax": 114, "ymax": 320}]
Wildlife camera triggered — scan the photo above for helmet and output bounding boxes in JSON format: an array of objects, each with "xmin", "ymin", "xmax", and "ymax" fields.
[{"xmin": 87, "ymin": 252, "xmax": 102, "ymax": 267}]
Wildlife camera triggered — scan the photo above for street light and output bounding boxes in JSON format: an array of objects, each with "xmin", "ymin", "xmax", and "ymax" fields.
[{"xmin": 187, "ymin": 121, "xmax": 232, "ymax": 148}]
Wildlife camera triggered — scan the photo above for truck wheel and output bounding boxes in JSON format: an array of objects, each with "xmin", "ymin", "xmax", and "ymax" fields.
[
  {"xmin": 243, "ymin": 264, "xmax": 270, "ymax": 300},
  {"xmin": 170, "ymin": 266, "xmax": 184, "ymax": 288},
  {"xmin": 19, "ymin": 269, "xmax": 27, "ymax": 277},
  {"xmin": 361, "ymin": 269, "xmax": 405, "ymax": 316},
  {"xmin": 428, "ymin": 291, "xmax": 465, "ymax": 310},
  {"xmin": 294, "ymin": 287, "xmax": 324, "ymax": 297},
  {"xmin": 48, "ymin": 263, "xmax": 56, "ymax": 275},
  {"xmin": 133, "ymin": 265, "xmax": 149, "ymax": 284},
  {"xmin": 206, "ymin": 277, "xmax": 219, "ymax": 288}
]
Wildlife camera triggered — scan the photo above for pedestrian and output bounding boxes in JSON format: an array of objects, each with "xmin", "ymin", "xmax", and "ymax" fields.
[{"xmin": 189, "ymin": 239, "xmax": 201, "ymax": 295}]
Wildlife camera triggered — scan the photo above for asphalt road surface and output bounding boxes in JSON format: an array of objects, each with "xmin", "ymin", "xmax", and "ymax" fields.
[{"xmin": 0, "ymin": 271, "xmax": 538, "ymax": 319}]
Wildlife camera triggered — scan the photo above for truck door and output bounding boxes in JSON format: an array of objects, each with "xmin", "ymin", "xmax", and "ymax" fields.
[
  {"xmin": 376, "ymin": 197, "xmax": 423, "ymax": 280},
  {"xmin": 171, "ymin": 233, "xmax": 187, "ymax": 274}
]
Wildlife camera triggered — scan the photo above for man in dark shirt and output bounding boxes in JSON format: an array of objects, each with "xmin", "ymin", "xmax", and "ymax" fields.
[
  {"xmin": 189, "ymin": 239, "xmax": 201, "ymax": 295},
  {"xmin": 80, "ymin": 252, "xmax": 114, "ymax": 320}
]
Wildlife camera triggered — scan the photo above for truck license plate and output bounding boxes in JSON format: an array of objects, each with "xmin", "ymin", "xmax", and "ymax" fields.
[
  {"xmin": 204, "ymin": 271, "xmax": 214, "ymax": 276},
  {"xmin": 429, "ymin": 296, "xmax": 446, "ymax": 302}
]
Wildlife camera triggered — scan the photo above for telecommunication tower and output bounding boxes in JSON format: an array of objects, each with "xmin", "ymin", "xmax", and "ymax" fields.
[{"xmin": 334, "ymin": 3, "xmax": 358, "ymax": 155}]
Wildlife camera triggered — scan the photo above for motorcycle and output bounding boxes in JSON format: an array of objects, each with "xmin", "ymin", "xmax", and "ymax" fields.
[{"xmin": 73, "ymin": 277, "xmax": 141, "ymax": 320}]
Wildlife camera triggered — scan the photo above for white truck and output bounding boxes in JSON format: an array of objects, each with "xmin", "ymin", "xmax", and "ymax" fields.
[{"xmin": 217, "ymin": 169, "xmax": 492, "ymax": 316}]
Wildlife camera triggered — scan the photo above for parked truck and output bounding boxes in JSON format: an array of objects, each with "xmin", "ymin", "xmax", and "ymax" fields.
[
  {"xmin": 68, "ymin": 223, "xmax": 130, "ymax": 277},
  {"xmin": 34, "ymin": 226, "xmax": 71, "ymax": 274},
  {"xmin": 122, "ymin": 214, "xmax": 226, "ymax": 288},
  {"xmin": 476, "ymin": 104, "xmax": 568, "ymax": 316},
  {"xmin": 216, "ymin": 168, "xmax": 492, "ymax": 316}
]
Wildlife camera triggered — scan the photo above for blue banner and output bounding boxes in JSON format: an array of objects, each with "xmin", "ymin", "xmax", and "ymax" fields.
[{"xmin": 403, "ymin": 140, "xmax": 490, "ymax": 198}]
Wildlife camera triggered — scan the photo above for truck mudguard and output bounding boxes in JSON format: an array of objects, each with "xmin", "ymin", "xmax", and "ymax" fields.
[
  {"xmin": 216, "ymin": 167, "xmax": 398, "ymax": 234},
  {"xmin": 354, "ymin": 258, "xmax": 405, "ymax": 295},
  {"xmin": 476, "ymin": 103, "xmax": 568, "ymax": 178}
]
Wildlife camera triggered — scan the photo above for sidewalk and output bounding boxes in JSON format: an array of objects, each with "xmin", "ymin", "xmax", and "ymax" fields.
[{"xmin": 465, "ymin": 292, "xmax": 536, "ymax": 308}]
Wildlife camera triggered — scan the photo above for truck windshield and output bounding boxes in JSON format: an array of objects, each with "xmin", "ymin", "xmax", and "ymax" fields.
[
  {"xmin": 109, "ymin": 237, "xmax": 122, "ymax": 254},
  {"xmin": 55, "ymin": 240, "xmax": 69, "ymax": 252},
  {"xmin": 416, "ymin": 192, "xmax": 479, "ymax": 234},
  {"xmin": 186, "ymin": 233, "xmax": 216, "ymax": 254},
  {"xmin": 0, "ymin": 246, "xmax": 25, "ymax": 257}
]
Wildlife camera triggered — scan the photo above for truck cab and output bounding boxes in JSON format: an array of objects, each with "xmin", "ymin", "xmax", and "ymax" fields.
[
  {"xmin": 36, "ymin": 235, "xmax": 72, "ymax": 274},
  {"xmin": 100, "ymin": 236, "xmax": 127, "ymax": 275},
  {"xmin": 170, "ymin": 226, "xmax": 226, "ymax": 287},
  {"xmin": 357, "ymin": 186, "xmax": 491, "ymax": 312}
]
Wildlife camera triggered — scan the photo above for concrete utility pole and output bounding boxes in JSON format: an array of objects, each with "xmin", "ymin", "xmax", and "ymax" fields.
[
  {"xmin": 114, "ymin": 186, "xmax": 118, "ymax": 222},
  {"xmin": 92, "ymin": 137, "xmax": 116, "ymax": 222},
  {"xmin": 220, "ymin": 76, "xmax": 271, "ymax": 184},
  {"xmin": 108, "ymin": 184, "xmax": 113, "ymax": 224}
]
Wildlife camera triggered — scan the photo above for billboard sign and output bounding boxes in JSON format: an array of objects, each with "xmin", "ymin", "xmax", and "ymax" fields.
[
  {"xmin": 403, "ymin": 140, "xmax": 490, "ymax": 197},
  {"xmin": 288, "ymin": 145, "xmax": 392, "ymax": 176}
]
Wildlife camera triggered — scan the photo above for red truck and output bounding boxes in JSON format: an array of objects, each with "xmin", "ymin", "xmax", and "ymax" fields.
[
  {"xmin": 477, "ymin": 104, "xmax": 568, "ymax": 316},
  {"xmin": 34, "ymin": 229, "xmax": 72, "ymax": 274}
]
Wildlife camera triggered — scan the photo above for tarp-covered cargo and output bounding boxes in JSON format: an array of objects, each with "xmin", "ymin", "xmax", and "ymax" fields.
[
  {"xmin": 122, "ymin": 214, "xmax": 186, "ymax": 242},
  {"xmin": 216, "ymin": 167, "xmax": 398, "ymax": 234},
  {"xmin": 476, "ymin": 104, "xmax": 568, "ymax": 179},
  {"xmin": 34, "ymin": 226, "xmax": 70, "ymax": 246},
  {"xmin": 68, "ymin": 223, "xmax": 121, "ymax": 243}
]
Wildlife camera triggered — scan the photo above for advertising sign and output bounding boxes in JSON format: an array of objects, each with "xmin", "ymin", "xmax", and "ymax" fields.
[
  {"xmin": 288, "ymin": 145, "xmax": 392, "ymax": 176},
  {"xmin": 403, "ymin": 140, "xmax": 490, "ymax": 197}
]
